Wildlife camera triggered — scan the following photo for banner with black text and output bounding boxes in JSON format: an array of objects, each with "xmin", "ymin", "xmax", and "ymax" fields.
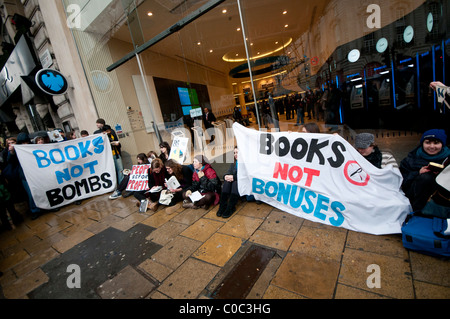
[
  {"xmin": 14, "ymin": 134, "xmax": 116, "ymax": 209},
  {"xmin": 234, "ymin": 123, "xmax": 411, "ymax": 235}
]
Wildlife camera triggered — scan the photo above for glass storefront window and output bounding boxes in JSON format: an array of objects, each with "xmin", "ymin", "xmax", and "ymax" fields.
[{"xmin": 63, "ymin": 0, "xmax": 449, "ymax": 165}]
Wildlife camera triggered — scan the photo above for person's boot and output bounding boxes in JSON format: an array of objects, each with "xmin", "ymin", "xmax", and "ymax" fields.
[
  {"xmin": 216, "ymin": 192, "xmax": 230, "ymax": 217},
  {"xmin": 0, "ymin": 213, "xmax": 12, "ymax": 231},
  {"xmin": 222, "ymin": 194, "xmax": 239, "ymax": 219}
]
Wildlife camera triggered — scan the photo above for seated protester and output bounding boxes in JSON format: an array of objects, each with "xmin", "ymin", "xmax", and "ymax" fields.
[
  {"xmin": 133, "ymin": 158, "xmax": 168, "ymax": 212},
  {"xmin": 147, "ymin": 151, "xmax": 158, "ymax": 163},
  {"xmin": 109, "ymin": 153, "xmax": 149, "ymax": 200},
  {"xmin": 164, "ymin": 159, "xmax": 193, "ymax": 208},
  {"xmin": 400, "ymin": 129, "xmax": 450, "ymax": 212},
  {"xmin": 182, "ymin": 155, "xmax": 221, "ymax": 209},
  {"xmin": 354, "ymin": 133, "xmax": 398, "ymax": 169},
  {"xmin": 217, "ymin": 147, "xmax": 240, "ymax": 218}
]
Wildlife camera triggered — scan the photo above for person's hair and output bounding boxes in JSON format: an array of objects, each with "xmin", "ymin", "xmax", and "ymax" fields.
[
  {"xmin": 96, "ymin": 118, "xmax": 106, "ymax": 125},
  {"xmin": 165, "ymin": 159, "xmax": 183, "ymax": 181},
  {"xmin": 159, "ymin": 141, "xmax": 171, "ymax": 153},
  {"xmin": 151, "ymin": 157, "xmax": 164, "ymax": 170},
  {"xmin": 137, "ymin": 153, "xmax": 149, "ymax": 163},
  {"xmin": 303, "ymin": 122, "xmax": 320, "ymax": 133},
  {"xmin": 80, "ymin": 130, "xmax": 89, "ymax": 136},
  {"xmin": 194, "ymin": 155, "xmax": 209, "ymax": 165},
  {"xmin": 6, "ymin": 137, "xmax": 17, "ymax": 145},
  {"xmin": 147, "ymin": 151, "xmax": 158, "ymax": 159},
  {"xmin": 35, "ymin": 136, "xmax": 45, "ymax": 143}
]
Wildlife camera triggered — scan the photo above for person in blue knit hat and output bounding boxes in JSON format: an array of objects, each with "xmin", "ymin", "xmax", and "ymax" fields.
[{"xmin": 400, "ymin": 129, "xmax": 450, "ymax": 211}]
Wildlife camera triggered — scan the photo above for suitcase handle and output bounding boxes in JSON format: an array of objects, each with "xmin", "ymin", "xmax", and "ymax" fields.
[{"xmin": 432, "ymin": 218, "xmax": 450, "ymax": 239}]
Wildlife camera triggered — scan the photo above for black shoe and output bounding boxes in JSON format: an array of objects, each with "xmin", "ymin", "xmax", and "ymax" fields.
[
  {"xmin": 222, "ymin": 194, "xmax": 239, "ymax": 219},
  {"xmin": 216, "ymin": 193, "xmax": 230, "ymax": 217}
]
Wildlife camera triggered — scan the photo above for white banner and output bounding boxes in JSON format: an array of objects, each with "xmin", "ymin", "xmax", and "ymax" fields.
[
  {"xmin": 126, "ymin": 164, "xmax": 150, "ymax": 191},
  {"xmin": 14, "ymin": 134, "xmax": 116, "ymax": 209},
  {"xmin": 233, "ymin": 123, "xmax": 411, "ymax": 235}
]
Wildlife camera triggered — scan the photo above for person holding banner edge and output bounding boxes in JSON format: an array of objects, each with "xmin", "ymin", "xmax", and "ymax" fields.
[{"xmin": 102, "ymin": 125, "xmax": 124, "ymax": 185}]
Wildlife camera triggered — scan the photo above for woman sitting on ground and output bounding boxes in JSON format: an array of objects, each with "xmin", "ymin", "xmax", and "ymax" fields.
[
  {"xmin": 354, "ymin": 133, "xmax": 398, "ymax": 169},
  {"xmin": 109, "ymin": 153, "xmax": 150, "ymax": 200},
  {"xmin": 134, "ymin": 158, "xmax": 168, "ymax": 212},
  {"xmin": 182, "ymin": 155, "xmax": 221, "ymax": 209},
  {"xmin": 400, "ymin": 129, "xmax": 450, "ymax": 211},
  {"xmin": 164, "ymin": 159, "xmax": 193, "ymax": 207},
  {"xmin": 216, "ymin": 147, "xmax": 240, "ymax": 218}
]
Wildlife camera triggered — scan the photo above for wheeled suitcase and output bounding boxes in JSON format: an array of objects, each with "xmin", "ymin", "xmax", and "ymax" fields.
[{"xmin": 401, "ymin": 212, "xmax": 450, "ymax": 258}]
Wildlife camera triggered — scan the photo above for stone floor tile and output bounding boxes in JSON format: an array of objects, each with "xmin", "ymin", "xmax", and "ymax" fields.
[
  {"xmin": 145, "ymin": 221, "xmax": 188, "ymax": 246},
  {"xmin": 334, "ymin": 284, "xmax": 390, "ymax": 299},
  {"xmin": 408, "ymin": 251, "xmax": 450, "ymax": 287},
  {"xmin": 97, "ymin": 265, "xmax": 155, "ymax": 299},
  {"xmin": 413, "ymin": 281, "xmax": 450, "ymax": 299},
  {"xmin": 193, "ymin": 233, "xmax": 243, "ymax": 267},
  {"xmin": 52, "ymin": 229, "xmax": 94, "ymax": 254},
  {"xmin": 180, "ymin": 218, "xmax": 224, "ymax": 242},
  {"xmin": 271, "ymin": 252, "xmax": 341, "ymax": 299},
  {"xmin": 138, "ymin": 258, "xmax": 173, "ymax": 282},
  {"xmin": 263, "ymin": 285, "xmax": 306, "ymax": 299},
  {"xmin": 290, "ymin": 225, "xmax": 347, "ymax": 261},
  {"xmin": 2, "ymin": 268, "xmax": 49, "ymax": 299},
  {"xmin": 151, "ymin": 236, "xmax": 202, "ymax": 270},
  {"xmin": 339, "ymin": 249, "xmax": 414, "ymax": 299},
  {"xmin": 0, "ymin": 249, "xmax": 30, "ymax": 271},
  {"xmin": 13, "ymin": 247, "xmax": 59, "ymax": 277},
  {"xmin": 238, "ymin": 202, "xmax": 273, "ymax": 219},
  {"xmin": 345, "ymin": 231, "xmax": 406, "ymax": 258},
  {"xmin": 111, "ymin": 213, "xmax": 148, "ymax": 232},
  {"xmin": 141, "ymin": 209, "xmax": 177, "ymax": 228},
  {"xmin": 218, "ymin": 215, "xmax": 263, "ymax": 239},
  {"xmin": 34, "ymin": 221, "xmax": 72, "ymax": 240},
  {"xmin": 249, "ymin": 229, "xmax": 293, "ymax": 252},
  {"xmin": 259, "ymin": 210, "xmax": 303, "ymax": 237},
  {"xmin": 157, "ymin": 258, "xmax": 220, "ymax": 299},
  {"xmin": 24, "ymin": 233, "xmax": 66, "ymax": 256},
  {"xmin": 171, "ymin": 208, "xmax": 208, "ymax": 226}
]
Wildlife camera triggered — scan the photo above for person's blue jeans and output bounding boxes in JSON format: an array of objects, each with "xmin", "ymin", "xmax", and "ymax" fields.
[
  {"xmin": 114, "ymin": 155, "xmax": 124, "ymax": 185},
  {"xmin": 296, "ymin": 108, "xmax": 304, "ymax": 124},
  {"xmin": 21, "ymin": 179, "xmax": 40, "ymax": 215}
]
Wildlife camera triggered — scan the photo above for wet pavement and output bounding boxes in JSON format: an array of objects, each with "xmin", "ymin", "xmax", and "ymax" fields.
[{"xmin": 0, "ymin": 117, "xmax": 449, "ymax": 300}]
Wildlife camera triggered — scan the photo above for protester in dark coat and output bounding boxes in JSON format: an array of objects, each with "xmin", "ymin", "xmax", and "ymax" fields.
[
  {"xmin": 400, "ymin": 129, "xmax": 450, "ymax": 211},
  {"xmin": 216, "ymin": 147, "xmax": 240, "ymax": 218}
]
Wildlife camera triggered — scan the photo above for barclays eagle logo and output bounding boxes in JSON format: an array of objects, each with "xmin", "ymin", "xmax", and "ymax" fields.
[{"xmin": 36, "ymin": 69, "xmax": 68, "ymax": 95}]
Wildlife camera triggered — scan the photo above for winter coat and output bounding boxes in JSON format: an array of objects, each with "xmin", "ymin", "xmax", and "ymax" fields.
[{"xmin": 188, "ymin": 163, "xmax": 221, "ymax": 205}]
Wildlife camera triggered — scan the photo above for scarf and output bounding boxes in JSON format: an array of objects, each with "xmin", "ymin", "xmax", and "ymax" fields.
[
  {"xmin": 364, "ymin": 147, "xmax": 383, "ymax": 169},
  {"xmin": 416, "ymin": 146, "xmax": 450, "ymax": 163},
  {"xmin": 152, "ymin": 170, "xmax": 166, "ymax": 187}
]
